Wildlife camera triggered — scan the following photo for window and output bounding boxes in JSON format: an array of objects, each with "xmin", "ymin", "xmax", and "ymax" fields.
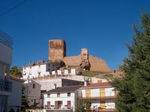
[
  {"xmin": 57, "ymin": 93, "xmax": 60, "ymax": 97},
  {"xmin": 100, "ymin": 88, "xmax": 105, "ymax": 97},
  {"xmin": 47, "ymin": 101, "xmax": 51, "ymax": 109},
  {"xmin": 67, "ymin": 101, "xmax": 71, "ymax": 109},
  {"xmin": 105, "ymin": 88, "xmax": 115, "ymax": 96},
  {"xmin": 86, "ymin": 89, "xmax": 91, "ymax": 97},
  {"xmin": 33, "ymin": 84, "xmax": 35, "ymax": 88},
  {"xmin": 67, "ymin": 93, "xmax": 71, "ymax": 97}
]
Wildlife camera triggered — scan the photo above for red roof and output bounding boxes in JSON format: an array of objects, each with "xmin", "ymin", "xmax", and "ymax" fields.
[{"xmin": 81, "ymin": 82, "xmax": 113, "ymax": 89}]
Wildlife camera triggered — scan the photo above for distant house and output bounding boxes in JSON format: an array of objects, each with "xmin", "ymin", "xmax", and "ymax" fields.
[
  {"xmin": 7, "ymin": 76, "xmax": 24, "ymax": 112},
  {"xmin": 78, "ymin": 82, "xmax": 117, "ymax": 112},
  {"xmin": 22, "ymin": 61, "xmax": 77, "ymax": 80},
  {"xmin": 43, "ymin": 86, "xmax": 82, "ymax": 112},
  {"xmin": 23, "ymin": 80, "xmax": 41, "ymax": 107}
]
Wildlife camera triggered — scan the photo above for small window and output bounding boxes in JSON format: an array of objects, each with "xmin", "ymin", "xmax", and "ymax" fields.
[
  {"xmin": 33, "ymin": 84, "xmax": 35, "ymax": 88},
  {"xmin": 67, "ymin": 101, "xmax": 71, "ymax": 109},
  {"xmin": 67, "ymin": 93, "xmax": 71, "ymax": 97},
  {"xmin": 57, "ymin": 93, "xmax": 60, "ymax": 97}
]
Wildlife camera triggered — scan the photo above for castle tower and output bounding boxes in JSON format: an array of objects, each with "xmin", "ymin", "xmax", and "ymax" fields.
[
  {"xmin": 80, "ymin": 48, "xmax": 91, "ymax": 70},
  {"xmin": 48, "ymin": 39, "xmax": 66, "ymax": 61}
]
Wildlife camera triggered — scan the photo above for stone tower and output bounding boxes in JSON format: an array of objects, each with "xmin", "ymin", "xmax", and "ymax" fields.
[
  {"xmin": 48, "ymin": 39, "xmax": 66, "ymax": 61},
  {"xmin": 80, "ymin": 48, "xmax": 89, "ymax": 60},
  {"xmin": 80, "ymin": 48, "xmax": 91, "ymax": 70}
]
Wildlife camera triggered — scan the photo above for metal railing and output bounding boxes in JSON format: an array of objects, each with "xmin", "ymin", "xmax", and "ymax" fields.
[
  {"xmin": 0, "ymin": 79, "xmax": 12, "ymax": 92},
  {"xmin": 0, "ymin": 32, "xmax": 13, "ymax": 48}
]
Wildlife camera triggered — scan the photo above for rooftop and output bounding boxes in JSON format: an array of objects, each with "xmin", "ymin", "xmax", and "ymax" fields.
[
  {"xmin": 46, "ymin": 85, "xmax": 82, "ymax": 94},
  {"xmin": 80, "ymin": 82, "xmax": 113, "ymax": 89}
]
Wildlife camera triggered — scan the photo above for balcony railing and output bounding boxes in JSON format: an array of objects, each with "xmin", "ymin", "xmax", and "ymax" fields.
[
  {"xmin": 80, "ymin": 95, "xmax": 117, "ymax": 100},
  {"xmin": 0, "ymin": 79, "xmax": 12, "ymax": 92}
]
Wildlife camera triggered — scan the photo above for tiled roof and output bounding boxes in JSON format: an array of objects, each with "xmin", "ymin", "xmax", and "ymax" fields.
[
  {"xmin": 46, "ymin": 85, "xmax": 82, "ymax": 93},
  {"xmin": 80, "ymin": 82, "xmax": 113, "ymax": 89}
]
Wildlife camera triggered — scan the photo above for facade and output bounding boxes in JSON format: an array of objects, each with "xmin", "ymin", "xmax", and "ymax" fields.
[
  {"xmin": 8, "ymin": 76, "xmax": 23, "ymax": 112},
  {"xmin": 23, "ymin": 80, "xmax": 41, "ymax": 107},
  {"xmin": 79, "ymin": 82, "xmax": 117, "ymax": 112},
  {"xmin": 23, "ymin": 77, "xmax": 83, "ymax": 109},
  {"xmin": 43, "ymin": 86, "xmax": 81, "ymax": 112},
  {"xmin": 0, "ymin": 32, "xmax": 12, "ymax": 112}
]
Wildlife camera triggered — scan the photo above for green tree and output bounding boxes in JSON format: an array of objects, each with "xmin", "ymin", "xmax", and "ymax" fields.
[
  {"xmin": 76, "ymin": 99, "xmax": 91, "ymax": 112},
  {"xmin": 9, "ymin": 66, "xmax": 22, "ymax": 78},
  {"xmin": 113, "ymin": 14, "xmax": 150, "ymax": 112}
]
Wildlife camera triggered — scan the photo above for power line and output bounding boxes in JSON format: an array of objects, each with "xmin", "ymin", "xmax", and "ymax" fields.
[{"xmin": 0, "ymin": 0, "xmax": 27, "ymax": 17}]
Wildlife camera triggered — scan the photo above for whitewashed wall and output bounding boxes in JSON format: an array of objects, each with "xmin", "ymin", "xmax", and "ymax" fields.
[
  {"xmin": 22, "ymin": 64, "xmax": 77, "ymax": 80},
  {"xmin": 22, "ymin": 64, "xmax": 50, "ymax": 79},
  {"xmin": 35, "ymin": 79, "xmax": 62, "ymax": 91}
]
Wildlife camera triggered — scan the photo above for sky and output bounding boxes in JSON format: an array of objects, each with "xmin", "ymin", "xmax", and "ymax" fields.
[{"xmin": 0, "ymin": 0, "xmax": 150, "ymax": 69}]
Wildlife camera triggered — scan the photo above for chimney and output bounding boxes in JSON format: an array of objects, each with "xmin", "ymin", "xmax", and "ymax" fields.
[{"xmin": 84, "ymin": 80, "xmax": 89, "ymax": 86}]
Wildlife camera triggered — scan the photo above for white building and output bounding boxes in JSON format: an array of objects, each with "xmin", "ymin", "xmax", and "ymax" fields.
[
  {"xmin": 43, "ymin": 86, "xmax": 81, "ymax": 112},
  {"xmin": 23, "ymin": 80, "xmax": 41, "ymax": 107},
  {"xmin": 8, "ymin": 76, "xmax": 23, "ymax": 112},
  {"xmin": 0, "ymin": 32, "xmax": 13, "ymax": 112},
  {"xmin": 22, "ymin": 62, "xmax": 77, "ymax": 80},
  {"xmin": 79, "ymin": 82, "xmax": 117, "ymax": 111},
  {"xmin": 22, "ymin": 62, "xmax": 50, "ymax": 80}
]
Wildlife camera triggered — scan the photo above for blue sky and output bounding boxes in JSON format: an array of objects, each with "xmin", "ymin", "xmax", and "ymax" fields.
[{"xmin": 0, "ymin": 0, "xmax": 150, "ymax": 69}]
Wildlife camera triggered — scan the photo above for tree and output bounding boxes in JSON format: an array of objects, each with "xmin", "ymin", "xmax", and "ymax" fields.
[
  {"xmin": 9, "ymin": 66, "xmax": 22, "ymax": 78},
  {"xmin": 76, "ymin": 99, "xmax": 91, "ymax": 112},
  {"xmin": 113, "ymin": 14, "xmax": 150, "ymax": 112}
]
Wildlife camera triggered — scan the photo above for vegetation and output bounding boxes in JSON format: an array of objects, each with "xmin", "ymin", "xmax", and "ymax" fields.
[
  {"xmin": 76, "ymin": 99, "xmax": 91, "ymax": 112},
  {"xmin": 9, "ymin": 66, "xmax": 22, "ymax": 78},
  {"xmin": 113, "ymin": 14, "xmax": 150, "ymax": 112}
]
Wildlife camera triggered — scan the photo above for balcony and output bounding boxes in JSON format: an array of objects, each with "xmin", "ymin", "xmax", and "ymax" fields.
[
  {"xmin": 0, "ymin": 79, "xmax": 12, "ymax": 92},
  {"xmin": 80, "ymin": 95, "xmax": 117, "ymax": 100}
]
